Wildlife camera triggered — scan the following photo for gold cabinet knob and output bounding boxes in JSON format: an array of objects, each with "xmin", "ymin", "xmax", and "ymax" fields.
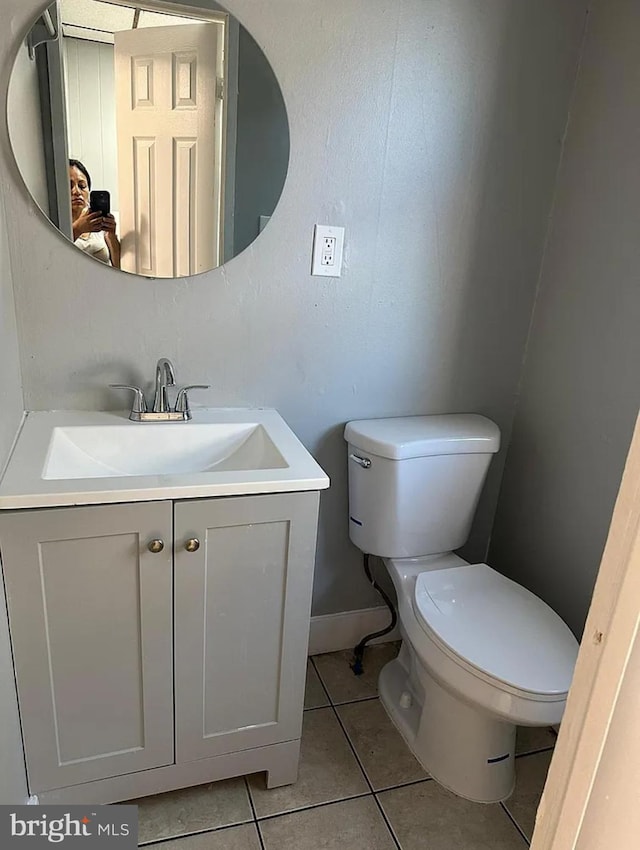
[
  {"xmin": 147, "ymin": 539, "xmax": 164, "ymax": 553},
  {"xmin": 185, "ymin": 538, "xmax": 200, "ymax": 552}
]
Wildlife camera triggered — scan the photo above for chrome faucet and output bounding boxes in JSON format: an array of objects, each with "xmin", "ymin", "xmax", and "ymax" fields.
[
  {"xmin": 152, "ymin": 357, "xmax": 176, "ymax": 413},
  {"xmin": 110, "ymin": 358, "xmax": 209, "ymax": 422}
]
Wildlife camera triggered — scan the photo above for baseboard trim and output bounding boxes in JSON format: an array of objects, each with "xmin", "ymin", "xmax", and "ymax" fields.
[{"xmin": 308, "ymin": 606, "xmax": 400, "ymax": 656}]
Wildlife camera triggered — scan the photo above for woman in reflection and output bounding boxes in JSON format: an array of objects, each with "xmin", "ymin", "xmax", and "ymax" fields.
[{"xmin": 69, "ymin": 159, "xmax": 121, "ymax": 268}]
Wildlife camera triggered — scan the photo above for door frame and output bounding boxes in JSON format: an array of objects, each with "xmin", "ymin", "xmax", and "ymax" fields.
[
  {"xmin": 531, "ymin": 409, "xmax": 640, "ymax": 848},
  {"xmin": 105, "ymin": 0, "xmax": 235, "ymax": 267},
  {"xmin": 36, "ymin": 1, "xmax": 72, "ymax": 237}
]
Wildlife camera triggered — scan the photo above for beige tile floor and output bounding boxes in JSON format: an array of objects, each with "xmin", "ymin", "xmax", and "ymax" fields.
[{"xmin": 131, "ymin": 644, "xmax": 556, "ymax": 848}]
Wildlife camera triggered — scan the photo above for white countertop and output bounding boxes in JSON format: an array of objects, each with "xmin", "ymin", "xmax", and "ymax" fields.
[{"xmin": 0, "ymin": 409, "xmax": 330, "ymax": 510}]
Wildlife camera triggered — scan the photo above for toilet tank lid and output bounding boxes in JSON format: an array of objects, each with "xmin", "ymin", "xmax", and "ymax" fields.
[{"xmin": 344, "ymin": 415, "xmax": 500, "ymax": 460}]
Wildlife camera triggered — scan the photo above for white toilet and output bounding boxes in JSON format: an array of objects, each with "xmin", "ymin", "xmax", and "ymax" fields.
[{"xmin": 344, "ymin": 413, "xmax": 578, "ymax": 803}]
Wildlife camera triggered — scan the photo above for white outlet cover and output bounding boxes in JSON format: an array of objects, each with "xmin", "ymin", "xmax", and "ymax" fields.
[{"xmin": 311, "ymin": 224, "xmax": 345, "ymax": 276}]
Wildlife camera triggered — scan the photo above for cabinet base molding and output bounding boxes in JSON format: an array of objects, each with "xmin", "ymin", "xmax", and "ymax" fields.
[{"xmin": 34, "ymin": 739, "xmax": 301, "ymax": 805}]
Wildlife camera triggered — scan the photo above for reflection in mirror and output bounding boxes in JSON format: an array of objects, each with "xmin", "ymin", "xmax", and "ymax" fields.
[{"xmin": 9, "ymin": 0, "xmax": 289, "ymax": 278}]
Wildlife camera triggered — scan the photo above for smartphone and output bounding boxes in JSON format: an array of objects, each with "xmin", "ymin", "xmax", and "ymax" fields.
[{"xmin": 89, "ymin": 190, "xmax": 110, "ymax": 216}]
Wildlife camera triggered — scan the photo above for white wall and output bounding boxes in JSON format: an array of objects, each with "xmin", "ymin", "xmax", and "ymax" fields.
[
  {"xmin": 489, "ymin": 0, "xmax": 640, "ymax": 638},
  {"xmin": 64, "ymin": 38, "xmax": 119, "ymax": 212},
  {"xmin": 0, "ymin": 0, "xmax": 587, "ymax": 616}
]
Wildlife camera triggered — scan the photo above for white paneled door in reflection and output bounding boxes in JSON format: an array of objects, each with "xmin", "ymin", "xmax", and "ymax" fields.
[{"xmin": 115, "ymin": 23, "xmax": 223, "ymax": 277}]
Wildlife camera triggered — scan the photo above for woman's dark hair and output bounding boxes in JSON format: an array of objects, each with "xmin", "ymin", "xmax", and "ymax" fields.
[{"xmin": 69, "ymin": 159, "xmax": 91, "ymax": 189}]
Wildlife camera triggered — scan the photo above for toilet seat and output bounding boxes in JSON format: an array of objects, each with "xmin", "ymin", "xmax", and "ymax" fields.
[{"xmin": 413, "ymin": 564, "xmax": 578, "ymax": 699}]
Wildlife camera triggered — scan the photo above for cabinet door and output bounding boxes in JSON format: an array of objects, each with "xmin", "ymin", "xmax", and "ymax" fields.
[
  {"xmin": 0, "ymin": 502, "xmax": 174, "ymax": 792},
  {"xmin": 174, "ymin": 492, "xmax": 320, "ymax": 761}
]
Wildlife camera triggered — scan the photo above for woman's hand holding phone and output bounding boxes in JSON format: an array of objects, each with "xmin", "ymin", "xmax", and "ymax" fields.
[
  {"xmin": 101, "ymin": 214, "xmax": 117, "ymax": 234},
  {"xmin": 74, "ymin": 189, "xmax": 115, "ymax": 239},
  {"xmin": 72, "ymin": 209, "xmax": 106, "ymax": 241}
]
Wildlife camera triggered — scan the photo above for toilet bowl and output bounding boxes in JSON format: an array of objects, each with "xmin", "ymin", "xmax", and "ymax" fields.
[{"xmin": 344, "ymin": 415, "xmax": 579, "ymax": 803}]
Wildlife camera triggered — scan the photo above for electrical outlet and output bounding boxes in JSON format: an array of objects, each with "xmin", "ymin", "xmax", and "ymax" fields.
[
  {"xmin": 321, "ymin": 236, "xmax": 336, "ymax": 266},
  {"xmin": 312, "ymin": 225, "xmax": 345, "ymax": 276}
]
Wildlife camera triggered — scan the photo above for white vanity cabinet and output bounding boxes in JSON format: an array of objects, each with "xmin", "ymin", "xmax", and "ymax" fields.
[
  {"xmin": 0, "ymin": 490, "xmax": 320, "ymax": 804},
  {"xmin": 0, "ymin": 501, "xmax": 175, "ymax": 792},
  {"xmin": 173, "ymin": 494, "xmax": 318, "ymax": 762}
]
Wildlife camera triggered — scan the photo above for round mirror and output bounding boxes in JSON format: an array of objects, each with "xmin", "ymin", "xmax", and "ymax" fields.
[{"xmin": 8, "ymin": 0, "xmax": 289, "ymax": 277}]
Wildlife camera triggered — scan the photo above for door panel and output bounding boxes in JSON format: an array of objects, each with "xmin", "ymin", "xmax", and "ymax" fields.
[
  {"xmin": 174, "ymin": 493, "xmax": 319, "ymax": 762},
  {"xmin": 203, "ymin": 519, "xmax": 288, "ymax": 736},
  {"xmin": 0, "ymin": 502, "xmax": 174, "ymax": 792},
  {"xmin": 115, "ymin": 23, "xmax": 220, "ymax": 276}
]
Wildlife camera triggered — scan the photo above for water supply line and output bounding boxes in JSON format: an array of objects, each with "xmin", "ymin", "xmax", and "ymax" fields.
[{"xmin": 351, "ymin": 553, "xmax": 397, "ymax": 676}]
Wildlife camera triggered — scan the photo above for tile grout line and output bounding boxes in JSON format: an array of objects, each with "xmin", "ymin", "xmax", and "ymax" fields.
[
  {"xmin": 312, "ymin": 652, "xmax": 431, "ymax": 848},
  {"xmin": 500, "ymin": 801, "xmax": 531, "ymax": 847},
  {"xmin": 376, "ymin": 775, "xmax": 433, "ymax": 794},
  {"xmin": 309, "ymin": 655, "xmax": 334, "ymax": 706},
  {"xmin": 329, "ymin": 698, "xmax": 403, "ymax": 850},
  {"xmin": 372, "ymin": 796, "xmax": 405, "ymax": 850},
  {"xmin": 334, "ymin": 694, "xmax": 380, "ymax": 707},
  {"xmin": 138, "ymin": 819, "xmax": 256, "ymax": 848},
  {"xmin": 330, "ymin": 688, "xmax": 542, "ymax": 846},
  {"xmin": 253, "ymin": 657, "xmax": 394, "ymax": 837},
  {"xmin": 244, "ymin": 776, "xmax": 267, "ymax": 850},
  {"xmin": 516, "ymin": 745, "xmax": 555, "ymax": 759},
  {"xmin": 311, "ymin": 654, "xmax": 431, "ymax": 792},
  {"xmin": 302, "ymin": 703, "xmax": 332, "ymax": 712},
  {"xmin": 254, "ymin": 790, "xmax": 373, "ymax": 824},
  {"xmin": 310, "ymin": 654, "xmax": 386, "ymax": 711},
  {"xmin": 303, "ymin": 694, "xmax": 381, "ymax": 712}
]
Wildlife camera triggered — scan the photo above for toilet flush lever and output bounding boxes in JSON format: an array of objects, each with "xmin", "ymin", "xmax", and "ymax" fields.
[{"xmin": 349, "ymin": 453, "xmax": 371, "ymax": 469}]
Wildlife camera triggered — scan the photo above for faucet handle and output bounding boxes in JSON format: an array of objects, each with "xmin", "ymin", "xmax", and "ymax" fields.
[
  {"xmin": 175, "ymin": 385, "xmax": 210, "ymax": 416},
  {"xmin": 110, "ymin": 385, "xmax": 148, "ymax": 414}
]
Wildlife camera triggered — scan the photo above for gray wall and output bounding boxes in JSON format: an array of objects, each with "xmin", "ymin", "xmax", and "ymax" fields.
[
  {"xmin": 6, "ymin": 42, "xmax": 48, "ymax": 214},
  {"xmin": 1, "ymin": 0, "xmax": 587, "ymax": 617},
  {"xmin": 0, "ymin": 179, "xmax": 24, "ymax": 485},
  {"xmin": 0, "ymin": 176, "xmax": 28, "ymax": 802},
  {"xmin": 489, "ymin": 0, "xmax": 640, "ymax": 639}
]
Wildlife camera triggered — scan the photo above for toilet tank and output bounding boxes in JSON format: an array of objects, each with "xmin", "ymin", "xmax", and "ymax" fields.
[{"xmin": 344, "ymin": 414, "xmax": 500, "ymax": 558}]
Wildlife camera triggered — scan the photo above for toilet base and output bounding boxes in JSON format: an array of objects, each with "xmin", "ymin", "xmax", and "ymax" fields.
[{"xmin": 379, "ymin": 651, "xmax": 516, "ymax": 803}]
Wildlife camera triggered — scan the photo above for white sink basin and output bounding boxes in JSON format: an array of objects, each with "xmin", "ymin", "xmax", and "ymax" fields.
[
  {"xmin": 44, "ymin": 423, "xmax": 287, "ymax": 479},
  {"xmin": 0, "ymin": 409, "xmax": 330, "ymax": 508}
]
